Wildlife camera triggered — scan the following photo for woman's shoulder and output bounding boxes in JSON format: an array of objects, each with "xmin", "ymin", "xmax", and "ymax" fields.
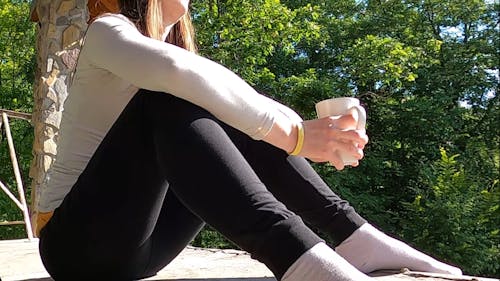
[
  {"xmin": 84, "ymin": 13, "xmax": 141, "ymax": 45},
  {"xmin": 89, "ymin": 13, "xmax": 137, "ymax": 31}
]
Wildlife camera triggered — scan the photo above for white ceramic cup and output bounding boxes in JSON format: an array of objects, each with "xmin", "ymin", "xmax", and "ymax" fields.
[{"xmin": 315, "ymin": 97, "xmax": 366, "ymax": 165}]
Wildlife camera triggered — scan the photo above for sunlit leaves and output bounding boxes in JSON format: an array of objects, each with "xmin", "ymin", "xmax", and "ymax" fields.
[
  {"xmin": 342, "ymin": 35, "xmax": 422, "ymax": 90},
  {"xmin": 0, "ymin": 0, "xmax": 36, "ymax": 112},
  {"xmin": 0, "ymin": 0, "xmax": 36, "ymax": 239}
]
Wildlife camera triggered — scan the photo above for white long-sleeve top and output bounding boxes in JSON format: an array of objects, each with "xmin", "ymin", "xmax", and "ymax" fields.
[{"xmin": 38, "ymin": 14, "xmax": 302, "ymax": 212}]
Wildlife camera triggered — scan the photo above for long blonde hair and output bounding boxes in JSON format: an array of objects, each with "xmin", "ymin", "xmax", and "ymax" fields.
[{"xmin": 90, "ymin": 0, "xmax": 197, "ymax": 52}]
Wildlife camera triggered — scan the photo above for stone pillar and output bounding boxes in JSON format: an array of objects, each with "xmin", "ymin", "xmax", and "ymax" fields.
[{"xmin": 29, "ymin": 0, "xmax": 89, "ymax": 234}]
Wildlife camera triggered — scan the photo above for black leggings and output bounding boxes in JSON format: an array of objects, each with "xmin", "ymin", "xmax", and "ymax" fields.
[{"xmin": 39, "ymin": 90, "xmax": 366, "ymax": 280}]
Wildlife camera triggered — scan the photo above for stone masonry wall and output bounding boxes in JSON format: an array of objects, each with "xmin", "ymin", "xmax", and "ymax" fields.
[{"xmin": 29, "ymin": 0, "xmax": 88, "ymax": 231}]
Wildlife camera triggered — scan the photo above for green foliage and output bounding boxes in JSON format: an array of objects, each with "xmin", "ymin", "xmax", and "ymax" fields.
[
  {"xmin": 0, "ymin": 0, "xmax": 36, "ymax": 239},
  {"xmin": 191, "ymin": 225, "xmax": 237, "ymax": 249},
  {"xmin": 0, "ymin": 0, "xmax": 36, "ymax": 110},
  {"xmin": 402, "ymin": 149, "xmax": 499, "ymax": 276},
  {"xmin": 342, "ymin": 35, "xmax": 421, "ymax": 89},
  {"xmin": 190, "ymin": 0, "xmax": 499, "ymax": 276}
]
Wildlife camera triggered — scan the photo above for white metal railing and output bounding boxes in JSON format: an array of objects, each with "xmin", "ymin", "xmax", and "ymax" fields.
[{"xmin": 0, "ymin": 109, "xmax": 34, "ymax": 240}]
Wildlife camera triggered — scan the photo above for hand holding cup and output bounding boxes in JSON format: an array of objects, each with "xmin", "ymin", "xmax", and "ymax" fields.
[{"xmin": 314, "ymin": 97, "xmax": 367, "ymax": 168}]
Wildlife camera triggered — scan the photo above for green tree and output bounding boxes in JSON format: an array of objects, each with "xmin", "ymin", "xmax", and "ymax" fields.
[
  {"xmin": 0, "ymin": 0, "xmax": 36, "ymax": 239},
  {"xmin": 190, "ymin": 0, "xmax": 499, "ymax": 276},
  {"xmin": 402, "ymin": 149, "xmax": 499, "ymax": 276}
]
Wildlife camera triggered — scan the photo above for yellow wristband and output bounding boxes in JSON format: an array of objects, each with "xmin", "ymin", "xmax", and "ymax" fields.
[{"xmin": 290, "ymin": 122, "xmax": 305, "ymax": 156}]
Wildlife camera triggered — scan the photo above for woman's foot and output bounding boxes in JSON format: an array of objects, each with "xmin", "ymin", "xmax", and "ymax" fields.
[
  {"xmin": 282, "ymin": 242, "xmax": 374, "ymax": 281},
  {"xmin": 335, "ymin": 223, "xmax": 462, "ymax": 275}
]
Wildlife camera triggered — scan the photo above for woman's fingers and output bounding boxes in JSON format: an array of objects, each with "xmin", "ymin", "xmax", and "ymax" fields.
[
  {"xmin": 330, "ymin": 129, "xmax": 368, "ymax": 147},
  {"xmin": 307, "ymin": 138, "xmax": 364, "ymax": 167},
  {"xmin": 329, "ymin": 158, "xmax": 345, "ymax": 170},
  {"xmin": 331, "ymin": 110, "xmax": 359, "ymax": 130},
  {"xmin": 324, "ymin": 115, "xmax": 367, "ymax": 140},
  {"xmin": 300, "ymin": 117, "xmax": 369, "ymax": 167},
  {"xmin": 330, "ymin": 138, "xmax": 364, "ymax": 161}
]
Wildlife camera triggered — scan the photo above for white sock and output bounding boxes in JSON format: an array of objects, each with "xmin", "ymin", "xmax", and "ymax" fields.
[
  {"xmin": 335, "ymin": 223, "xmax": 462, "ymax": 275},
  {"xmin": 281, "ymin": 242, "xmax": 374, "ymax": 281}
]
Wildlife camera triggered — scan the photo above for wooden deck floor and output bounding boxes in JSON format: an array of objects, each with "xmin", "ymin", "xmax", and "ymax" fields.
[
  {"xmin": 0, "ymin": 239, "xmax": 274, "ymax": 281},
  {"xmin": 0, "ymin": 239, "xmax": 497, "ymax": 281}
]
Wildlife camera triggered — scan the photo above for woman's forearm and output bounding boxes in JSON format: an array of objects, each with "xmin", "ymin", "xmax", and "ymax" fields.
[
  {"xmin": 83, "ymin": 15, "xmax": 369, "ymax": 165},
  {"xmin": 262, "ymin": 111, "xmax": 298, "ymax": 154}
]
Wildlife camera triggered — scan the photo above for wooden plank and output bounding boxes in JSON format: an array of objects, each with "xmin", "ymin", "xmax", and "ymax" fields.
[
  {"xmin": 0, "ymin": 180, "xmax": 24, "ymax": 210},
  {"xmin": 0, "ymin": 109, "xmax": 32, "ymax": 122},
  {"xmin": 0, "ymin": 221, "xmax": 25, "ymax": 226}
]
